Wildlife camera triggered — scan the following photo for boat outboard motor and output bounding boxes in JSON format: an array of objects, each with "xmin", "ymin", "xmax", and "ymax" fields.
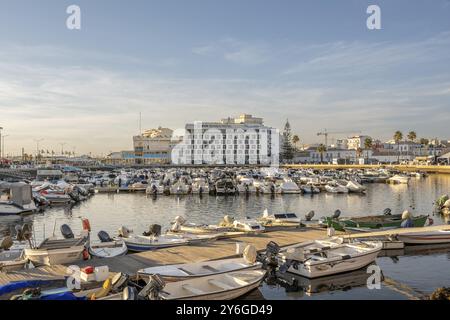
[
  {"xmin": 305, "ymin": 210, "xmax": 315, "ymax": 221},
  {"xmin": 331, "ymin": 209, "xmax": 341, "ymax": 219},
  {"xmin": 118, "ymin": 226, "xmax": 132, "ymax": 238},
  {"xmin": 143, "ymin": 224, "xmax": 162, "ymax": 237},
  {"xmin": 111, "ymin": 272, "xmax": 130, "ymax": 291},
  {"xmin": 0, "ymin": 236, "xmax": 13, "ymax": 250},
  {"xmin": 17, "ymin": 224, "xmax": 33, "ymax": 242},
  {"xmin": 139, "ymin": 274, "xmax": 166, "ymax": 300},
  {"xmin": 98, "ymin": 230, "xmax": 113, "ymax": 243},
  {"xmin": 122, "ymin": 286, "xmax": 139, "ymax": 300},
  {"xmin": 383, "ymin": 208, "xmax": 392, "ymax": 216},
  {"xmin": 60, "ymin": 224, "xmax": 75, "ymax": 239}
]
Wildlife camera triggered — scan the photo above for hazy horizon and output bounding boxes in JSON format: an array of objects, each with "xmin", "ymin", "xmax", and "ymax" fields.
[{"xmin": 1, "ymin": 0, "xmax": 450, "ymax": 156}]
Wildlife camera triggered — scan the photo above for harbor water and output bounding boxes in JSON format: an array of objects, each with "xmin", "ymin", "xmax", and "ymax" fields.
[{"xmin": 1, "ymin": 174, "xmax": 450, "ymax": 299}]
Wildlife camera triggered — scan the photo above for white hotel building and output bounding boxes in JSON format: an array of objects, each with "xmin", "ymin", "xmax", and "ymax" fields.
[{"xmin": 171, "ymin": 114, "xmax": 279, "ymax": 165}]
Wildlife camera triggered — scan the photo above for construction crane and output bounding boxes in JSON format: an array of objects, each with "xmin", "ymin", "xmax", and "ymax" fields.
[{"xmin": 317, "ymin": 129, "xmax": 362, "ymax": 148}]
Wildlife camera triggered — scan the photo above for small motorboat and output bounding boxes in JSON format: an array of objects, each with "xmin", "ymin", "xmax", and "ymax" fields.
[
  {"xmin": 232, "ymin": 219, "xmax": 265, "ymax": 233},
  {"xmin": 0, "ymin": 236, "xmax": 29, "ymax": 271},
  {"xmin": 278, "ymin": 241, "xmax": 382, "ymax": 278},
  {"xmin": 0, "ymin": 182, "xmax": 37, "ymax": 215},
  {"xmin": 300, "ymin": 183, "xmax": 320, "ymax": 194},
  {"xmin": 387, "ymin": 174, "xmax": 410, "ymax": 184},
  {"xmin": 280, "ymin": 179, "xmax": 301, "ymax": 194},
  {"xmin": 325, "ymin": 210, "xmax": 429, "ymax": 231},
  {"xmin": 215, "ymin": 178, "xmax": 237, "ymax": 195},
  {"xmin": 258, "ymin": 209, "xmax": 301, "ymax": 227},
  {"xmin": 325, "ymin": 182, "xmax": 349, "ymax": 194},
  {"xmin": 191, "ymin": 178, "xmax": 210, "ymax": 194},
  {"xmin": 145, "ymin": 180, "xmax": 165, "ymax": 195},
  {"xmin": 119, "ymin": 225, "xmax": 216, "ymax": 252},
  {"xmin": 137, "ymin": 257, "xmax": 262, "ymax": 282},
  {"xmin": 397, "ymin": 230, "xmax": 450, "ymax": 245},
  {"xmin": 141, "ymin": 270, "xmax": 267, "ymax": 300},
  {"xmin": 122, "ymin": 235, "xmax": 189, "ymax": 252},
  {"xmin": 89, "ymin": 231, "xmax": 127, "ymax": 258},
  {"xmin": 24, "ymin": 221, "xmax": 90, "ymax": 266}
]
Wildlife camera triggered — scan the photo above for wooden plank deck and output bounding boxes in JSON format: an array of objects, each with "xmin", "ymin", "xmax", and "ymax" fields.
[
  {"xmin": 76, "ymin": 227, "xmax": 328, "ymax": 275},
  {"xmin": 0, "ymin": 227, "xmax": 328, "ymax": 285}
]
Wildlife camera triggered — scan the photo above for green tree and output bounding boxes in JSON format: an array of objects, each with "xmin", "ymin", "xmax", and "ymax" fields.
[
  {"xmin": 394, "ymin": 131, "xmax": 403, "ymax": 163},
  {"xmin": 317, "ymin": 144, "xmax": 326, "ymax": 164},
  {"xmin": 281, "ymin": 119, "xmax": 294, "ymax": 162},
  {"xmin": 364, "ymin": 137, "xmax": 373, "ymax": 160}
]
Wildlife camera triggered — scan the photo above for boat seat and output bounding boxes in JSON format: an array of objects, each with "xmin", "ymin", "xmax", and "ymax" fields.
[
  {"xmin": 178, "ymin": 267, "xmax": 195, "ymax": 275},
  {"xmin": 182, "ymin": 284, "xmax": 206, "ymax": 295},
  {"xmin": 201, "ymin": 265, "xmax": 219, "ymax": 272},
  {"xmin": 208, "ymin": 279, "xmax": 234, "ymax": 290}
]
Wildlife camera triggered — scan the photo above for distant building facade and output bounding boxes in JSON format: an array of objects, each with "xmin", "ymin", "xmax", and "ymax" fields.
[
  {"xmin": 347, "ymin": 135, "xmax": 371, "ymax": 150},
  {"xmin": 133, "ymin": 127, "xmax": 177, "ymax": 164},
  {"xmin": 172, "ymin": 114, "xmax": 279, "ymax": 165}
]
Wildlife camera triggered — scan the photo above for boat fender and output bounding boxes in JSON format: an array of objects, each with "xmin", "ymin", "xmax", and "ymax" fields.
[
  {"xmin": 82, "ymin": 219, "xmax": 91, "ymax": 232},
  {"xmin": 243, "ymin": 244, "xmax": 257, "ymax": 264}
]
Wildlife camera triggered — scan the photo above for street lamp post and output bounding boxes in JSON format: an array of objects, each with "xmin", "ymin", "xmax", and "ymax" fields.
[
  {"xmin": 2, "ymin": 135, "xmax": 9, "ymax": 158},
  {"xmin": 0, "ymin": 127, "xmax": 3, "ymax": 159},
  {"xmin": 33, "ymin": 138, "xmax": 44, "ymax": 164}
]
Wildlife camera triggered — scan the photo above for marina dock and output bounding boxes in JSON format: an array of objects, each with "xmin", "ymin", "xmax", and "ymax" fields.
[{"xmin": 0, "ymin": 227, "xmax": 328, "ymax": 284}]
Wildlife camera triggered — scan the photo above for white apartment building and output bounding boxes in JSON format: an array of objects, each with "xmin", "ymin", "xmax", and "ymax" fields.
[
  {"xmin": 172, "ymin": 114, "xmax": 279, "ymax": 165},
  {"xmin": 347, "ymin": 135, "xmax": 372, "ymax": 150},
  {"xmin": 133, "ymin": 127, "xmax": 178, "ymax": 164}
]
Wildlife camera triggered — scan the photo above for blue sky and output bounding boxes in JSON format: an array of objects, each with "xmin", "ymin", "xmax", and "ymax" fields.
[{"xmin": 0, "ymin": 0, "xmax": 450, "ymax": 155}]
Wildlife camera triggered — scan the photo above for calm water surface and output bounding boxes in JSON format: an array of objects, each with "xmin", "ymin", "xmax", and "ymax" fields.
[{"xmin": 1, "ymin": 174, "xmax": 450, "ymax": 300}]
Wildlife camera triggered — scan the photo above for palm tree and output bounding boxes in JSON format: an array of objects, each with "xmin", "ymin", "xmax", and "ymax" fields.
[
  {"xmin": 407, "ymin": 131, "xmax": 417, "ymax": 157},
  {"xmin": 317, "ymin": 144, "xmax": 326, "ymax": 164},
  {"xmin": 292, "ymin": 135, "xmax": 300, "ymax": 151},
  {"xmin": 364, "ymin": 137, "xmax": 373, "ymax": 160},
  {"xmin": 407, "ymin": 131, "xmax": 417, "ymax": 143},
  {"xmin": 393, "ymin": 131, "xmax": 403, "ymax": 163}
]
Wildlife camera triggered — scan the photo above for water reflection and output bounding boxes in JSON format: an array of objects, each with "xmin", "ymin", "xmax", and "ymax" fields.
[{"xmin": 274, "ymin": 263, "xmax": 381, "ymax": 297}]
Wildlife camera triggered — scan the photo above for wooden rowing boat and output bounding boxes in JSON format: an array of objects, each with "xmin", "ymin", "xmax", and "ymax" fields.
[{"xmin": 137, "ymin": 258, "xmax": 262, "ymax": 282}]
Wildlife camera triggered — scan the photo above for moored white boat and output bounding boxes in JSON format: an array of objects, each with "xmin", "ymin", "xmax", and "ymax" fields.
[
  {"xmin": 23, "ymin": 221, "xmax": 90, "ymax": 266},
  {"xmin": 280, "ymin": 179, "xmax": 301, "ymax": 194},
  {"xmin": 279, "ymin": 240, "xmax": 382, "ymax": 278},
  {"xmin": 137, "ymin": 257, "xmax": 262, "ymax": 282},
  {"xmin": 258, "ymin": 209, "xmax": 301, "ymax": 227},
  {"xmin": 89, "ymin": 231, "xmax": 128, "ymax": 258},
  {"xmin": 387, "ymin": 174, "xmax": 410, "ymax": 184},
  {"xmin": 152, "ymin": 270, "xmax": 266, "ymax": 300},
  {"xmin": 397, "ymin": 230, "xmax": 450, "ymax": 244}
]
